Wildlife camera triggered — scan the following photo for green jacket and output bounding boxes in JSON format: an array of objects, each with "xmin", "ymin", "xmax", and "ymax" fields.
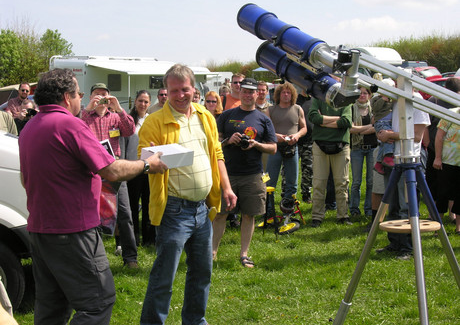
[
  {"xmin": 138, "ymin": 101, "xmax": 223, "ymax": 226},
  {"xmin": 308, "ymin": 98, "xmax": 352, "ymax": 143}
]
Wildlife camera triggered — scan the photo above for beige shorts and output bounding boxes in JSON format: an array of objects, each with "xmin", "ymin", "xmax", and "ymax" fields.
[{"xmin": 372, "ymin": 148, "xmax": 385, "ymax": 195}]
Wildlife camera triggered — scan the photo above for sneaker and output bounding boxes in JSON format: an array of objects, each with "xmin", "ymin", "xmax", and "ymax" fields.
[
  {"xmin": 114, "ymin": 246, "xmax": 122, "ymax": 256},
  {"xmin": 311, "ymin": 219, "xmax": 322, "ymax": 228},
  {"xmin": 374, "ymin": 162, "xmax": 385, "ymax": 175},
  {"xmin": 325, "ymin": 203, "xmax": 337, "ymax": 211},
  {"xmin": 396, "ymin": 253, "xmax": 412, "ymax": 261},
  {"xmin": 376, "ymin": 245, "xmax": 398, "ymax": 254},
  {"xmin": 337, "ymin": 218, "xmax": 353, "ymax": 225},
  {"xmin": 382, "ymin": 155, "xmax": 395, "ymax": 168}
]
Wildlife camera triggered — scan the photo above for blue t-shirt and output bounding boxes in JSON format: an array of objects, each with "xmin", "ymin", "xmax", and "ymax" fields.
[{"xmin": 217, "ymin": 107, "xmax": 276, "ymax": 176}]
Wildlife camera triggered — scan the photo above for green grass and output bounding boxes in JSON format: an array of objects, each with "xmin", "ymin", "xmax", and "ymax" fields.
[{"xmin": 14, "ymin": 171, "xmax": 460, "ymax": 324}]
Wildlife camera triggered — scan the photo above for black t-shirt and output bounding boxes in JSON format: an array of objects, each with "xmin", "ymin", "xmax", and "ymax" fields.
[{"xmin": 217, "ymin": 107, "xmax": 277, "ymax": 176}]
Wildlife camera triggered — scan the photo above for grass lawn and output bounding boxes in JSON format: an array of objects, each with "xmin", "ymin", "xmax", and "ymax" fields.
[{"xmin": 14, "ymin": 171, "xmax": 460, "ymax": 324}]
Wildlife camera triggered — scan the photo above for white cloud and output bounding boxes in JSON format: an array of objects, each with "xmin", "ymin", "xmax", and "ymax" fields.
[
  {"xmin": 95, "ymin": 34, "xmax": 110, "ymax": 41},
  {"xmin": 353, "ymin": 0, "xmax": 457, "ymax": 10},
  {"xmin": 336, "ymin": 16, "xmax": 417, "ymax": 33}
]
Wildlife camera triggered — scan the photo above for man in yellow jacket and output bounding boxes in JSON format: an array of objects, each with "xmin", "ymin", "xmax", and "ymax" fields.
[{"xmin": 138, "ymin": 64, "xmax": 237, "ymax": 325}]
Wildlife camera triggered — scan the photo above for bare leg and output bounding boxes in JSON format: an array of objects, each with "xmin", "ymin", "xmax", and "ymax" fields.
[
  {"xmin": 240, "ymin": 214, "xmax": 255, "ymax": 266},
  {"xmin": 212, "ymin": 213, "xmax": 228, "ymax": 260}
]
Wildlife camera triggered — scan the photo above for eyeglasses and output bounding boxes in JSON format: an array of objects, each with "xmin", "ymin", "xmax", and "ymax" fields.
[
  {"xmin": 233, "ymin": 81, "xmax": 241, "ymax": 84},
  {"xmin": 206, "ymin": 100, "xmax": 217, "ymax": 104},
  {"xmin": 20, "ymin": 89, "xmax": 30, "ymax": 93},
  {"xmin": 158, "ymin": 93, "xmax": 167, "ymax": 97},
  {"xmin": 78, "ymin": 92, "xmax": 84, "ymax": 98}
]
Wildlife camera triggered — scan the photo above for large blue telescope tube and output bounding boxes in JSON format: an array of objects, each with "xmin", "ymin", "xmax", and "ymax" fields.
[
  {"xmin": 257, "ymin": 41, "xmax": 353, "ymax": 107},
  {"xmin": 237, "ymin": 3, "xmax": 336, "ymax": 70}
]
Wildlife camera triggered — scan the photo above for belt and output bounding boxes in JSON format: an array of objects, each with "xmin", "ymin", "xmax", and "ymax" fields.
[{"xmin": 354, "ymin": 145, "xmax": 376, "ymax": 150}]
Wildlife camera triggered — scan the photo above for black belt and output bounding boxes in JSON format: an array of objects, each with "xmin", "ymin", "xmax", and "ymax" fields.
[{"xmin": 354, "ymin": 145, "xmax": 376, "ymax": 150}]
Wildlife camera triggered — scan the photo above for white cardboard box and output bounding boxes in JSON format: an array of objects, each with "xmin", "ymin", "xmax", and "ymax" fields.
[{"xmin": 140, "ymin": 144, "xmax": 194, "ymax": 168}]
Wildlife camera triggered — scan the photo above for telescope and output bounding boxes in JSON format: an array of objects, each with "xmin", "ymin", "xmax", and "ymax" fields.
[
  {"xmin": 237, "ymin": 4, "xmax": 460, "ymax": 325},
  {"xmin": 237, "ymin": 3, "xmax": 361, "ymax": 108}
]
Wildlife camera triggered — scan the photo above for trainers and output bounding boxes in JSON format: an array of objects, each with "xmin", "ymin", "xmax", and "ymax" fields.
[
  {"xmin": 337, "ymin": 218, "xmax": 353, "ymax": 225},
  {"xmin": 311, "ymin": 219, "xmax": 322, "ymax": 228},
  {"xmin": 396, "ymin": 253, "xmax": 412, "ymax": 261},
  {"xmin": 374, "ymin": 162, "xmax": 385, "ymax": 175},
  {"xmin": 376, "ymin": 245, "xmax": 398, "ymax": 254},
  {"xmin": 382, "ymin": 155, "xmax": 395, "ymax": 168},
  {"xmin": 114, "ymin": 246, "xmax": 122, "ymax": 256}
]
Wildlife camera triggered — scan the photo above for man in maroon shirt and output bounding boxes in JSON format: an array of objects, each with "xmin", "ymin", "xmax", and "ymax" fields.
[{"xmin": 19, "ymin": 68, "xmax": 167, "ymax": 325}]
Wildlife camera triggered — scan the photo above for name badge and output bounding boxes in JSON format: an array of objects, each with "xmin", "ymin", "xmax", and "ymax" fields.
[
  {"xmin": 261, "ymin": 172, "xmax": 270, "ymax": 183},
  {"xmin": 109, "ymin": 129, "xmax": 120, "ymax": 138}
]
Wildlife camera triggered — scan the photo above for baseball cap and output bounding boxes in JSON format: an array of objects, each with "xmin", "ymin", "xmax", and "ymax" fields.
[
  {"xmin": 240, "ymin": 78, "xmax": 258, "ymax": 90},
  {"xmin": 90, "ymin": 83, "xmax": 110, "ymax": 94}
]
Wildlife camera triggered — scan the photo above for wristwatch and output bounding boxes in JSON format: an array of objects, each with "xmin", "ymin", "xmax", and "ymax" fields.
[{"xmin": 142, "ymin": 159, "xmax": 150, "ymax": 174}]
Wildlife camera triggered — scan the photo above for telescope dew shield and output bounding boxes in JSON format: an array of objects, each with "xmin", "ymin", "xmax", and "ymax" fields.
[
  {"xmin": 256, "ymin": 41, "xmax": 350, "ymax": 107},
  {"xmin": 237, "ymin": 3, "xmax": 326, "ymax": 68}
]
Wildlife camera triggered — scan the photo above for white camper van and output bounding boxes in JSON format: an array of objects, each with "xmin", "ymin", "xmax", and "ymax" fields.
[{"xmin": 49, "ymin": 56, "xmax": 218, "ymax": 108}]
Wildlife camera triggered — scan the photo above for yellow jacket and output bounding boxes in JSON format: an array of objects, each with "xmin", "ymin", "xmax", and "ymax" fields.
[{"xmin": 138, "ymin": 101, "xmax": 223, "ymax": 226}]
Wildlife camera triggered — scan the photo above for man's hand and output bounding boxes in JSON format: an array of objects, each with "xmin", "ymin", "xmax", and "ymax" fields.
[
  {"xmin": 107, "ymin": 95, "xmax": 123, "ymax": 113},
  {"xmin": 377, "ymin": 130, "xmax": 395, "ymax": 143},
  {"xmin": 145, "ymin": 152, "xmax": 168, "ymax": 174},
  {"xmin": 222, "ymin": 189, "xmax": 237, "ymax": 211}
]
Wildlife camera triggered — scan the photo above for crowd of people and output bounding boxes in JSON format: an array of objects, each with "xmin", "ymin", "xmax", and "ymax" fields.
[{"xmin": 1, "ymin": 66, "xmax": 458, "ymax": 324}]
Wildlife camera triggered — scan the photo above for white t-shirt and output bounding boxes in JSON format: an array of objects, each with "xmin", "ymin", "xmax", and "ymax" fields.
[{"xmin": 392, "ymin": 92, "xmax": 430, "ymax": 157}]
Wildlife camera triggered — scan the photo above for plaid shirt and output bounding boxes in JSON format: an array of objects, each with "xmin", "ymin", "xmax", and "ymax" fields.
[{"xmin": 81, "ymin": 109, "xmax": 135, "ymax": 157}]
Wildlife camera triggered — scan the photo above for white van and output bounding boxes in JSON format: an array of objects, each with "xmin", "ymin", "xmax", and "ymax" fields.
[{"xmin": 0, "ymin": 131, "xmax": 30, "ymax": 310}]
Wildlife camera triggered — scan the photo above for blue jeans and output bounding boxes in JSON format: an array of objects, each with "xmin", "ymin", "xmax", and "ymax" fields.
[
  {"xmin": 349, "ymin": 148, "xmax": 374, "ymax": 216},
  {"xmin": 140, "ymin": 196, "xmax": 212, "ymax": 325},
  {"xmin": 266, "ymin": 146, "xmax": 299, "ymax": 199}
]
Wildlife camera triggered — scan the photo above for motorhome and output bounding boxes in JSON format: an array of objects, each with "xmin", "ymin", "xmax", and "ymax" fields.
[{"xmin": 49, "ymin": 56, "xmax": 219, "ymax": 108}]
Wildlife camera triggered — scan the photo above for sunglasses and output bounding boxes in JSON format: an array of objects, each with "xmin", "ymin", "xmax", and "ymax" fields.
[
  {"xmin": 232, "ymin": 81, "xmax": 241, "ymax": 84},
  {"xmin": 206, "ymin": 100, "xmax": 217, "ymax": 104},
  {"xmin": 158, "ymin": 93, "xmax": 167, "ymax": 97},
  {"xmin": 20, "ymin": 89, "xmax": 30, "ymax": 93}
]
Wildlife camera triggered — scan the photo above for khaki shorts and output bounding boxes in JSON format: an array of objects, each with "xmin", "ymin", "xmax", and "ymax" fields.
[{"xmin": 222, "ymin": 173, "xmax": 266, "ymax": 216}]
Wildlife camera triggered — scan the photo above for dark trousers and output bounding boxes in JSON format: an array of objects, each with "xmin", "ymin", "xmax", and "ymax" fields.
[
  {"xmin": 117, "ymin": 181, "xmax": 138, "ymax": 262},
  {"xmin": 30, "ymin": 228, "xmax": 115, "ymax": 325},
  {"xmin": 127, "ymin": 174, "xmax": 155, "ymax": 246}
]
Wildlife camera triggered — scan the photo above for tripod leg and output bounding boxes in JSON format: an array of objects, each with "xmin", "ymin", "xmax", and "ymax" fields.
[
  {"xmin": 333, "ymin": 167, "xmax": 402, "ymax": 325},
  {"xmin": 404, "ymin": 168, "xmax": 429, "ymax": 325},
  {"xmin": 415, "ymin": 166, "xmax": 460, "ymax": 288}
]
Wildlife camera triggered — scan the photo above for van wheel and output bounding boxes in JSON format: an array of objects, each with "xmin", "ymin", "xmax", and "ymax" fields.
[{"xmin": 0, "ymin": 242, "xmax": 25, "ymax": 310}]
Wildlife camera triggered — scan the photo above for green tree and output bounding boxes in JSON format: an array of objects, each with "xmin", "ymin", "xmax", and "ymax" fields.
[
  {"xmin": 0, "ymin": 28, "xmax": 73, "ymax": 87},
  {"xmin": 0, "ymin": 30, "xmax": 23, "ymax": 87},
  {"xmin": 39, "ymin": 29, "xmax": 73, "ymax": 67}
]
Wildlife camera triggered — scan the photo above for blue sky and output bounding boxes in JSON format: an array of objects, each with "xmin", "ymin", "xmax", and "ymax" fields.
[{"xmin": 1, "ymin": 0, "xmax": 459, "ymax": 66}]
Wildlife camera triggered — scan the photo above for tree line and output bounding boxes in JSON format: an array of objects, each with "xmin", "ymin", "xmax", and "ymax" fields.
[{"xmin": 1, "ymin": 26, "xmax": 459, "ymax": 88}]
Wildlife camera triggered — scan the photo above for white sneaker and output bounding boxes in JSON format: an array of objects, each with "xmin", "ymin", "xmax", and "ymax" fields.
[{"xmin": 114, "ymin": 246, "xmax": 122, "ymax": 256}]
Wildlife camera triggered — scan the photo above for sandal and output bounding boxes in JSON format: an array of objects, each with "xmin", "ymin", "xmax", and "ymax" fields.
[{"xmin": 240, "ymin": 256, "xmax": 255, "ymax": 268}]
